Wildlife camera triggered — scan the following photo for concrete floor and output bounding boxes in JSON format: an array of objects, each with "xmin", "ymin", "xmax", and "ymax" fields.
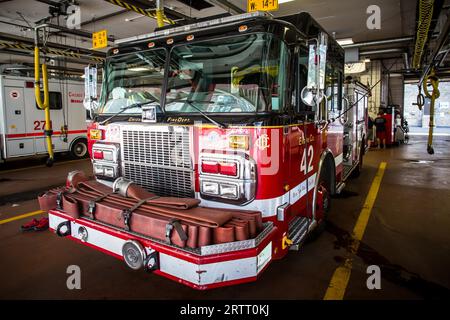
[{"xmin": 0, "ymin": 136, "xmax": 449, "ymax": 299}]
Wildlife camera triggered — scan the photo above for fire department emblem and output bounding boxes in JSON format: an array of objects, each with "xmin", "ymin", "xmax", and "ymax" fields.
[{"xmin": 255, "ymin": 134, "xmax": 270, "ymax": 150}]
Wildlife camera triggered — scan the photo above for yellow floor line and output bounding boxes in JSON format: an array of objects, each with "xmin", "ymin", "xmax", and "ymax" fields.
[
  {"xmin": 0, "ymin": 210, "xmax": 45, "ymax": 225},
  {"xmin": 0, "ymin": 159, "xmax": 88, "ymax": 174},
  {"xmin": 324, "ymin": 162, "xmax": 387, "ymax": 300}
]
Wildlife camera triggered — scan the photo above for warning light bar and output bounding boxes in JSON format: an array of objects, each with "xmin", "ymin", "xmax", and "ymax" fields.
[{"xmin": 115, "ymin": 11, "xmax": 271, "ymax": 45}]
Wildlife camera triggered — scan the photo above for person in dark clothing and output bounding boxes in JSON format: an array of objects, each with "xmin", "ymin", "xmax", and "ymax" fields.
[
  {"xmin": 374, "ymin": 110, "xmax": 387, "ymax": 149},
  {"xmin": 368, "ymin": 116, "xmax": 374, "ymax": 149}
]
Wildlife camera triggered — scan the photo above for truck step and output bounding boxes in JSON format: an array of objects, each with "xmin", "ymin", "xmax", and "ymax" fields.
[
  {"xmin": 288, "ymin": 216, "xmax": 311, "ymax": 251},
  {"xmin": 343, "ymin": 163, "xmax": 358, "ymax": 181},
  {"xmin": 343, "ymin": 165, "xmax": 353, "ymax": 180}
]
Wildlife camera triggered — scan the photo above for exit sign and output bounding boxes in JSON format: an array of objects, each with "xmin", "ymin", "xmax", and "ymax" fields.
[
  {"xmin": 92, "ymin": 29, "xmax": 108, "ymax": 49},
  {"xmin": 248, "ymin": 0, "xmax": 278, "ymax": 12}
]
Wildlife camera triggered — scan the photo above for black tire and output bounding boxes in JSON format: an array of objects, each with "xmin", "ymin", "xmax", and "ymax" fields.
[
  {"xmin": 70, "ymin": 139, "xmax": 88, "ymax": 159},
  {"xmin": 308, "ymin": 167, "xmax": 332, "ymax": 240}
]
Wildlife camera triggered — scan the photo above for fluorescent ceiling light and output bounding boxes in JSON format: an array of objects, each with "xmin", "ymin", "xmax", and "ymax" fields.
[
  {"xmin": 129, "ymin": 67, "xmax": 150, "ymax": 72},
  {"xmin": 337, "ymin": 38, "xmax": 354, "ymax": 46},
  {"xmin": 364, "ymin": 58, "xmax": 371, "ymax": 63},
  {"xmin": 279, "ymin": 0, "xmax": 295, "ymax": 3}
]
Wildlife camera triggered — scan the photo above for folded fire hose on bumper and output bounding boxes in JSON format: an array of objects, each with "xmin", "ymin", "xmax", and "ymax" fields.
[{"xmin": 38, "ymin": 172, "xmax": 263, "ymax": 249}]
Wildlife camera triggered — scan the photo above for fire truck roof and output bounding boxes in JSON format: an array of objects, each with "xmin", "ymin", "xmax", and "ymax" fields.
[
  {"xmin": 114, "ymin": 11, "xmax": 272, "ymax": 46},
  {"xmin": 113, "ymin": 11, "xmax": 342, "ymax": 57}
]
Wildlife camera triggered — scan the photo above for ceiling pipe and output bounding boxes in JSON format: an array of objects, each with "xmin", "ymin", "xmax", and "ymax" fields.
[
  {"xmin": 0, "ymin": 20, "xmax": 34, "ymax": 31},
  {"xmin": 0, "ymin": 47, "xmax": 101, "ymax": 64},
  {"xmin": 0, "ymin": 63, "xmax": 85, "ymax": 74},
  {"xmin": 0, "ymin": 32, "xmax": 105, "ymax": 58},
  {"xmin": 45, "ymin": 22, "xmax": 115, "ymax": 42},
  {"xmin": 403, "ymin": 52, "xmax": 411, "ymax": 69},
  {"xmin": 0, "ymin": 19, "xmax": 114, "ymax": 46},
  {"xmin": 342, "ymin": 36, "xmax": 414, "ymax": 49},
  {"xmin": 81, "ymin": 9, "xmax": 129, "ymax": 27},
  {"xmin": 0, "ymin": 39, "xmax": 104, "ymax": 62},
  {"xmin": 360, "ymin": 48, "xmax": 405, "ymax": 55}
]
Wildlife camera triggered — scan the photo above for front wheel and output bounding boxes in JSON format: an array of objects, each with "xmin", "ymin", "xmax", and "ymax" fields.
[{"xmin": 70, "ymin": 139, "xmax": 88, "ymax": 159}]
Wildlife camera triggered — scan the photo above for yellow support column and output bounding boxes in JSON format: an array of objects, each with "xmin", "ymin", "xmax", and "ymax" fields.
[{"xmin": 155, "ymin": 0, "xmax": 165, "ymax": 28}]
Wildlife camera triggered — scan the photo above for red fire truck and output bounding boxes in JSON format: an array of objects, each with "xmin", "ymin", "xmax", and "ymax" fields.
[{"xmin": 46, "ymin": 11, "xmax": 368, "ymax": 289}]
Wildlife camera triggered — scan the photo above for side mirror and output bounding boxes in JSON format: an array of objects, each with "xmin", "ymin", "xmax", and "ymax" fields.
[
  {"xmin": 83, "ymin": 66, "xmax": 99, "ymax": 112},
  {"xmin": 303, "ymin": 33, "xmax": 328, "ymax": 108},
  {"xmin": 301, "ymin": 86, "xmax": 324, "ymax": 108}
]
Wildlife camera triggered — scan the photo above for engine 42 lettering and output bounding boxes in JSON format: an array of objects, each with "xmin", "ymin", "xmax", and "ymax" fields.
[{"xmin": 301, "ymin": 145, "xmax": 314, "ymax": 174}]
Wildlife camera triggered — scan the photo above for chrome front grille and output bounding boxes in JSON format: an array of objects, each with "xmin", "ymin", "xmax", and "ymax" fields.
[{"xmin": 121, "ymin": 125, "xmax": 193, "ymax": 198}]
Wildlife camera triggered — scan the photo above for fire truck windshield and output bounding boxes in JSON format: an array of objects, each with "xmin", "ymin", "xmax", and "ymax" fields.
[
  {"xmin": 164, "ymin": 32, "xmax": 289, "ymax": 114},
  {"xmin": 99, "ymin": 48, "xmax": 166, "ymax": 115}
]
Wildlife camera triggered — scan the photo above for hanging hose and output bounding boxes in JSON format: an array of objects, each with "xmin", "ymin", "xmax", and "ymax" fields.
[
  {"xmin": 34, "ymin": 29, "xmax": 54, "ymax": 167},
  {"xmin": 412, "ymin": 0, "xmax": 434, "ymax": 69},
  {"xmin": 422, "ymin": 69, "xmax": 440, "ymax": 155}
]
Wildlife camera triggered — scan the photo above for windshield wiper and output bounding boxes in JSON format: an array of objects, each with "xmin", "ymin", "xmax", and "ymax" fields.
[
  {"xmin": 99, "ymin": 100, "xmax": 157, "ymax": 125},
  {"xmin": 169, "ymin": 99, "xmax": 228, "ymax": 129}
]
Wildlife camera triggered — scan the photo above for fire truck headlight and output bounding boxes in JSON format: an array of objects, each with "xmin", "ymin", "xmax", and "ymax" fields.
[
  {"xmin": 202, "ymin": 181, "xmax": 219, "ymax": 195},
  {"xmin": 93, "ymin": 164, "xmax": 116, "ymax": 178},
  {"xmin": 199, "ymin": 153, "xmax": 256, "ymax": 204},
  {"xmin": 92, "ymin": 143, "xmax": 120, "ymax": 180},
  {"xmin": 94, "ymin": 164, "xmax": 104, "ymax": 175},
  {"xmin": 219, "ymin": 183, "xmax": 238, "ymax": 199},
  {"xmin": 103, "ymin": 166, "xmax": 115, "ymax": 178}
]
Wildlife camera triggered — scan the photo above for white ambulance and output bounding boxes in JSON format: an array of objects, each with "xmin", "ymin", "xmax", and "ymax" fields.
[{"xmin": 0, "ymin": 75, "xmax": 88, "ymax": 163}]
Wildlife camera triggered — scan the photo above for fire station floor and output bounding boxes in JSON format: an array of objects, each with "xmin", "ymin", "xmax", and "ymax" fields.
[{"xmin": 0, "ymin": 136, "xmax": 449, "ymax": 300}]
